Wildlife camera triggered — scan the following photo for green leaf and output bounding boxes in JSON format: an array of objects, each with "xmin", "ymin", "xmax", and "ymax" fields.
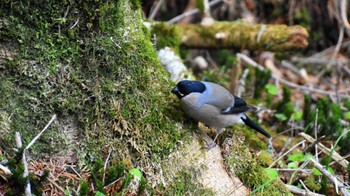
[
  {"xmin": 265, "ymin": 84, "xmax": 278, "ymax": 95},
  {"xmin": 345, "ymin": 112, "xmax": 350, "ymax": 120},
  {"xmin": 264, "ymin": 168, "xmax": 278, "ymax": 179},
  {"xmin": 64, "ymin": 189, "xmax": 71, "ymax": 196},
  {"xmin": 287, "ymin": 162, "xmax": 298, "ymax": 168},
  {"xmin": 291, "ymin": 111, "xmax": 303, "ymax": 120},
  {"xmin": 275, "ymin": 113, "xmax": 287, "ymax": 121},
  {"xmin": 129, "ymin": 168, "xmax": 142, "ymax": 179},
  {"xmin": 95, "ymin": 191, "xmax": 105, "ymax": 196},
  {"xmin": 288, "ymin": 153, "xmax": 305, "ymax": 162},
  {"xmin": 305, "ymin": 153, "xmax": 314, "ymax": 160},
  {"xmin": 312, "ymin": 168, "xmax": 321, "ymax": 176},
  {"xmin": 327, "ymin": 167, "xmax": 334, "ymax": 175}
]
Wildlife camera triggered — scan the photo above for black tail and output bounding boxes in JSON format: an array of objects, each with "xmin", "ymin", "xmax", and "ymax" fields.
[{"xmin": 241, "ymin": 115, "xmax": 271, "ymax": 138}]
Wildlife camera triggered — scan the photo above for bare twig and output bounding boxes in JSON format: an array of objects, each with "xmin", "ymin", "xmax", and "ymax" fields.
[
  {"xmin": 288, "ymin": 0, "xmax": 296, "ymax": 26},
  {"xmin": 293, "ymin": 40, "xmax": 350, "ymax": 65},
  {"xmin": 314, "ymin": 109, "xmax": 319, "ymax": 164},
  {"xmin": 16, "ymin": 132, "xmax": 31, "ymax": 196},
  {"xmin": 167, "ymin": 0, "xmax": 223, "ymax": 24},
  {"xmin": 299, "ymin": 179, "xmax": 310, "ymax": 193},
  {"xmin": 318, "ymin": 26, "xmax": 344, "ymax": 78},
  {"xmin": 25, "ymin": 114, "xmax": 57, "ymax": 150},
  {"xmin": 256, "ymin": 24, "xmax": 266, "ymax": 42},
  {"xmin": 102, "ymin": 149, "xmax": 112, "ymax": 184},
  {"xmin": 330, "ymin": 153, "xmax": 350, "ymax": 166},
  {"xmin": 277, "ymin": 130, "xmax": 293, "ymax": 157},
  {"xmin": 22, "ymin": 152, "xmax": 31, "ymax": 196},
  {"xmin": 103, "ymin": 178, "xmax": 122, "ymax": 190},
  {"xmin": 274, "ymin": 168, "xmax": 312, "ymax": 174},
  {"xmin": 68, "ymin": 165, "xmax": 83, "ymax": 179},
  {"xmin": 148, "ymin": 0, "xmax": 164, "ymax": 20},
  {"xmin": 340, "ymin": 0, "xmax": 350, "ymax": 30},
  {"xmin": 12, "ymin": 115, "xmax": 57, "ymax": 196},
  {"xmin": 288, "ymin": 159, "xmax": 311, "ymax": 185},
  {"xmin": 237, "ymin": 53, "xmax": 350, "ymax": 99},
  {"xmin": 285, "ymin": 184, "xmax": 325, "ymax": 196},
  {"xmin": 15, "ymin": 132, "xmax": 23, "ymax": 148},
  {"xmin": 269, "ymin": 140, "xmax": 306, "ymax": 168},
  {"xmin": 48, "ymin": 178, "xmax": 66, "ymax": 193},
  {"xmin": 0, "ymin": 163, "xmax": 12, "ymax": 177},
  {"xmin": 236, "ymin": 69, "xmax": 249, "ymax": 97},
  {"xmin": 292, "ymin": 57, "xmax": 349, "ymax": 66},
  {"xmin": 69, "ymin": 18, "xmax": 80, "ymax": 30},
  {"xmin": 310, "ymin": 158, "xmax": 350, "ymax": 196},
  {"xmin": 281, "ymin": 60, "xmax": 304, "ymax": 78},
  {"xmin": 299, "ymin": 132, "xmax": 349, "ymax": 168}
]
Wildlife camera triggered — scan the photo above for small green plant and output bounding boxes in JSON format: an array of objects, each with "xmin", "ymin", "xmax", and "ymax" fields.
[
  {"xmin": 275, "ymin": 113, "xmax": 287, "ymax": 121},
  {"xmin": 265, "ymin": 84, "xmax": 278, "ymax": 96},
  {"xmin": 253, "ymin": 68, "xmax": 271, "ymax": 100},
  {"xmin": 123, "ymin": 168, "xmax": 146, "ymax": 194},
  {"xmin": 251, "ymin": 168, "xmax": 279, "ymax": 194},
  {"xmin": 3, "ymin": 150, "xmax": 49, "ymax": 195},
  {"xmin": 287, "ymin": 152, "xmax": 311, "ymax": 169},
  {"xmin": 291, "ymin": 111, "xmax": 303, "ymax": 120},
  {"xmin": 273, "ymin": 86, "xmax": 294, "ymax": 123}
]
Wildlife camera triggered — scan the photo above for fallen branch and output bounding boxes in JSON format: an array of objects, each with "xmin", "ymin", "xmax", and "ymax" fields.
[
  {"xmin": 310, "ymin": 158, "xmax": 350, "ymax": 196},
  {"xmin": 285, "ymin": 184, "xmax": 325, "ymax": 196},
  {"xmin": 299, "ymin": 132, "xmax": 349, "ymax": 168},
  {"xmin": 176, "ymin": 23, "xmax": 308, "ymax": 51},
  {"xmin": 15, "ymin": 132, "xmax": 31, "ymax": 196}
]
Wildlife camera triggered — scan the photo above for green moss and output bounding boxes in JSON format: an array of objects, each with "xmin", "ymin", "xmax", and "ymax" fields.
[
  {"xmin": 224, "ymin": 137, "xmax": 291, "ymax": 195},
  {"xmin": 151, "ymin": 22, "xmax": 181, "ymax": 50},
  {"xmin": 196, "ymin": 0, "xmax": 205, "ymax": 14},
  {"xmin": 130, "ymin": 0, "xmax": 142, "ymax": 10},
  {"xmin": 235, "ymin": 124, "xmax": 268, "ymax": 150},
  {"xmin": 257, "ymin": 150, "xmax": 274, "ymax": 167},
  {"xmin": 166, "ymin": 170, "xmax": 214, "ymax": 195}
]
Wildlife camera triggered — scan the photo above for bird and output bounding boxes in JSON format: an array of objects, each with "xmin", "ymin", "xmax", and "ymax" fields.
[{"xmin": 171, "ymin": 80, "xmax": 271, "ymax": 150}]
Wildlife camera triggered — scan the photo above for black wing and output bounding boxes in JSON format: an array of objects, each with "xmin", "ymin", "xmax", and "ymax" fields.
[{"xmin": 221, "ymin": 96, "xmax": 256, "ymax": 114}]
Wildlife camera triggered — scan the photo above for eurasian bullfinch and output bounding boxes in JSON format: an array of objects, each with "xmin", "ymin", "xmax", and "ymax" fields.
[{"xmin": 171, "ymin": 80, "xmax": 271, "ymax": 150}]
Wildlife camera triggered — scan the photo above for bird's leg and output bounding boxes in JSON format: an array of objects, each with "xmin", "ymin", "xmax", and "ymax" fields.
[{"xmin": 200, "ymin": 128, "xmax": 223, "ymax": 151}]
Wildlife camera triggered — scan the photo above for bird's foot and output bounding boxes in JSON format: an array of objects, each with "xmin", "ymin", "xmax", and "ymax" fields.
[{"xmin": 200, "ymin": 142, "xmax": 217, "ymax": 151}]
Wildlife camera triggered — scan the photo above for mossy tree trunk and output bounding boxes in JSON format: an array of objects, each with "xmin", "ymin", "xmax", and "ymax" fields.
[{"xmin": 0, "ymin": 0, "xmax": 185, "ymax": 194}]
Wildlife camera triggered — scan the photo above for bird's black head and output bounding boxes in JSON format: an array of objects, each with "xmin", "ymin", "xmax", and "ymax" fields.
[{"xmin": 171, "ymin": 80, "xmax": 206, "ymax": 99}]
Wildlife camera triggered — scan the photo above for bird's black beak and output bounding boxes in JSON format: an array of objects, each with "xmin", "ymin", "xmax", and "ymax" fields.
[
  {"xmin": 171, "ymin": 86, "xmax": 178, "ymax": 94},
  {"xmin": 241, "ymin": 115, "xmax": 271, "ymax": 138},
  {"xmin": 171, "ymin": 86, "xmax": 183, "ymax": 99}
]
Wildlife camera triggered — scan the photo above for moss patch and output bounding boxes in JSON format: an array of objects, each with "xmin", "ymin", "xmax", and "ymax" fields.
[
  {"xmin": 223, "ymin": 134, "xmax": 291, "ymax": 195},
  {"xmin": 151, "ymin": 22, "xmax": 181, "ymax": 50}
]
